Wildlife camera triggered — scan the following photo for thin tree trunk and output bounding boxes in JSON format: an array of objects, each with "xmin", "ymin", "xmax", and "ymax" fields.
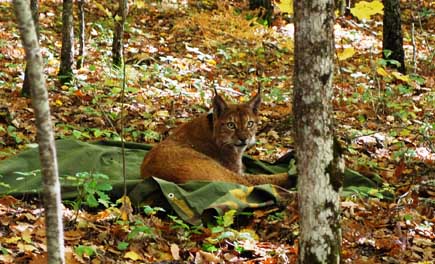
[
  {"xmin": 13, "ymin": 0, "xmax": 65, "ymax": 263},
  {"xmin": 77, "ymin": 0, "xmax": 85, "ymax": 69},
  {"xmin": 383, "ymin": 0, "xmax": 406, "ymax": 73},
  {"xmin": 293, "ymin": 1, "xmax": 343, "ymax": 263},
  {"xmin": 22, "ymin": 0, "xmax": 39, "ymax": 97},
  {"xmin": 58, "ymin": 0, "xmax": 74, "ymax": 84},
  {"xmin": 112, "ymin": 0, "xmax": 128, "ymax": 67}
]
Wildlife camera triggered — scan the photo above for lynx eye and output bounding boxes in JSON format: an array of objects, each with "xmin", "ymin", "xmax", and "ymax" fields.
[
  {"xmin": 246, "ymin": 120, "xmax": 254, "ymax": 128},
  {"xmin": 226, "ymin": 122, "xmax": 236, "ymax": 129}
]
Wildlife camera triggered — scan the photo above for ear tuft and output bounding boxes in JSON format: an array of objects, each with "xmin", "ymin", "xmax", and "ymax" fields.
[
  {"xmin": 213, "ymin": 93, "xmax": 228, "ymax": 117},
  {"xmin": 248, "ymin": 87, "xmax": 261, "ymax": 114}
]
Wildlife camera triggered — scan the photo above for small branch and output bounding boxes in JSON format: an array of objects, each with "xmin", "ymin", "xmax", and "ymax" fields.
[{"xmin": 411, "ymin": 22, "xmax": 417, "ymax": 74}]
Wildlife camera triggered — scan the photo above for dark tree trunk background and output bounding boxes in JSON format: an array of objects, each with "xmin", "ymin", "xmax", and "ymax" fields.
[
  {"xmin": 293, "ymin": 0, "xmax": 343, "ymax": 263},
  {"xmin": 383, "ymin": 0, "xmax": 406, "ymax": 73},
  {"xmin": 13, "ymin": 0, "xmax": 65, "ymax": 263},
  {"xmin": 112, "ymin": 0, "xmax": 128, "ymax": 67},
  {"xmin": 58, "ymin": 0, "xmax": 74, "ymax": 84},
  {"xmin": 77, "ymin": 0, "xmax": 85, "ymax": 69},
  {"xmin": 249, "ymin": 0, "xmax": 273, "ymax": 25},
  {"xmin": 22, "ymin": 0, "xmax": 39, "ymax": 97}
]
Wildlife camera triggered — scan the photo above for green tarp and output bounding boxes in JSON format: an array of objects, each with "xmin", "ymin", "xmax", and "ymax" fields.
[{"xmin": 0, "ymin": 139, "xmax": 381, "ymax": 224}]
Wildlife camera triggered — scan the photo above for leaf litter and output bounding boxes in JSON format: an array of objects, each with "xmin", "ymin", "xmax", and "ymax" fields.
[{"xmin": 0, "ymin": 0, "xmax": 434, "ymax": 263}]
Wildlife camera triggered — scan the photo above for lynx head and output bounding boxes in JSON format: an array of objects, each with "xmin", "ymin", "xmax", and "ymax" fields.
[{"xmin": 212, "ymin": 88, "xmax": 261, "ymax": 151}]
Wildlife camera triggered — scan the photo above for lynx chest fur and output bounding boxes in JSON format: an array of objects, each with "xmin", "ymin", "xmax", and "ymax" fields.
[{"xmin": 140, "ymin": 90, "xmax": 289, "ymax": 187}]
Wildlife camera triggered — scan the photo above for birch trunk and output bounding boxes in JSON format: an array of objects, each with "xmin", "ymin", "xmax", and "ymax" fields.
[
  {"xmin": 13, "ymin": 0, "xmax": 65, "ymax": 263},
  {"xmin": 22, "ymin": 0, "xmax": 39, "ymax": 97},
  {"xmin": 293, "ymin": 0, "xmax": 343, "ymax": 263}
]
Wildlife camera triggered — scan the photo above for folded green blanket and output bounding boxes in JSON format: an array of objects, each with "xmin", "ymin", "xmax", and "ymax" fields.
[{"xmin": 0, "ymin": 139, "xmax": 380, "ymax": 224}]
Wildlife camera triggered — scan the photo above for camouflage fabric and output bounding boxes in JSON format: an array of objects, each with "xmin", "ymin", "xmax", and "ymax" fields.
[
  {"xmin": 0, "ymin": 139, "xmax": 380, "ymax": 224},
  {"xmin": 129, "ymin": 177, "xmax": 294, "ymax": 224}
]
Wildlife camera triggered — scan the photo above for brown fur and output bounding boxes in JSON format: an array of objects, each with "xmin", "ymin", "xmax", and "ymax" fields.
[{"xmin": 140, "ymin": 91, "xmax": 289, "ymax": 187}]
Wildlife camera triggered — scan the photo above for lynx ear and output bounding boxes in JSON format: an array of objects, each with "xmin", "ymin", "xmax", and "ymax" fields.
[
  {"xmin": 213, "ymin": 92, "xmax": 228, "ymax": 117},
  {"xmin": 248, "ymin": 86, "xmax": 261, "ymax": 114}
]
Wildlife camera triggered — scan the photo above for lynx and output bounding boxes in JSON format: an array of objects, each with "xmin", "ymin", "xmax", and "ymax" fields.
[{"xmin": 140, "ymin": 88, "xmax": 289, "ymax": 187}]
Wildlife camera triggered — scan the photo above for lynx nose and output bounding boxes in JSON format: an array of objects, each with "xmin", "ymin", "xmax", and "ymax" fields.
[{"xmin": 235, "ymin": 138, "xmax": 248, "ymax": 147}]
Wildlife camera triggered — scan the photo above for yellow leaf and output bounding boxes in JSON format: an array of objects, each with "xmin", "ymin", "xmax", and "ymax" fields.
[
  {"xmin": 55, "ymin": 99, "xmax": 63, "ymax": 106},
  {"xmin": 21, "ymin": 229, "xmax": 32, "ymax": 243},
  {"xmin": 47, "ymin": 58, "xmax": 57, "ymax": 66},
  {"xmin": 376, "ymin": 67, "xmax": 389, "ymax": 77},
  {"xmin": 95, "ymin": 3, "xmax": 112, "ymax": 17},
  {"xmin": 135, "ymin": 1, "xmax": 145, "ymax": 9},
  {"xmin": 17, "ymin": 242, "xmax": 37, "ymax": 252},
  {"xmin": 117, "ymin": 195, "xmax": 132, "ymax": 222},
  {"xmin": 276, "ymin": 0, "xmax": 293, "ymax": 15},
  {"xmin": 338, "ymin": 47, "xmax": 356, "ymax": 61},
  {"xmin": 240, "ymin": 228, "xmax": 260, "ymax": 240},
  {"xmin": 206, "ymin": 59, "xmax": 216, "ymax": 66},
  {"xmin": 5, "ymin": 236, "xmax": 20, "ymax": 243},
  {"xmin": 351, "ymin": 0, "xmax": 383, "ymax": 21},
  {"xmin": 114, "ymin": 15, "xmax": 122, "ymax": 22},
  {"xmin": 155, "ymin": 110, "xmax": 169, "ymax": 117},
  {"xmin": 124, "ymin": 251, "xmax": 142, "ymax": 261},
  {"xmin": 368, "ymin": 188, "xmax": 379, "ymax": 196},
  {"xmin": 238, "ymin": 52, "xmax": 247, "ymax": 59},
  {"xmin": 61, "ymin": 85, "xmax": 69, "ymax": 91},
  {"xmin": 399, "ymin": 129, "xmax": 411, "ymax": 136},
  {"xmin": 391, "ymin": 72, "xmax": 411, "ymax": 83}
]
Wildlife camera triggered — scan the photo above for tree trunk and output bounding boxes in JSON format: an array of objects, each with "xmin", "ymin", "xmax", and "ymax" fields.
[
  {"xmin": 112, "ymin": 0, "xmax": 128, "ymax": 67},
  {"xmin": 77, "ymin": 0, "xmax": 85, "ymax": 69},
  {"xmin": 22, "ymin": 0, "xmax": 39, "ymax": 97},
  {"xmin": 383, "ymin": 0, "xmax": 406, "ymax": 73},
  {"xmin": 13, "ymin": 0, "xmax": 65, "ymax": 263},
  {"xmin": 58, "ymin": 0, "xmax": 74, "ymax": 84},
  {"xmin": 293, "ymin": 1, "xmax": 343, "ymax": 263},
  {"xmin": 249, "ymin": 0, "xmax": 273, "ymax": 25}
]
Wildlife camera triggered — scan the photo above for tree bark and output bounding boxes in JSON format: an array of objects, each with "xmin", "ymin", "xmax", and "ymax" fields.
[
  {"xmin": 22, "ymin": 0, "xmax": 39, "ymax": 97},
  {"xmin": 77, "ymin": 0, "xmax": 85, "ymax": 69},
  {"xmin": 293, "ymin": 1, "xmax": 343, "ymax": 263},
  {"xmin": 112, "ymin": 0, "xmax": 128, "ymax": 67},
  {"xmin": 58, "ymin": 0, "xmax": 74, "ymax": 84},
  {"xmin": 383, "ymin": 0, "xmax": 406, "ymax": 73},
  {"xmin": 13, "ymin": 0, "xmax": 65, "ymax": 263}
]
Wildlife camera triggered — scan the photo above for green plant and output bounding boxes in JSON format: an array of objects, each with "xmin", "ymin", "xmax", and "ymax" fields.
[
  {"xmin": 267, "ymin": 211, "xmax": 285, "ymax": 222},
  {"xmin": 75, "ymin": 245, "xmax": 96, "ymax": 258},
  {"xmin": 143, "ymin": 205, "xmax": 165, "ymax": 216},
  {"xmin": 168, "ymin": 215, "xmax": 203, "ymax": 240},
  {"xmin": 215, "ymin": 209, "xmax": 237, "ymax": 228},
  {"xmin": 63, "ymin": 172, "xmax": 113, "ymax": 216},
  {"xmin": 202, "ymin": 243, "xmax": 218, "ymax": 253},
  {"xmin": 128, "ymin": 220, "xmax": 153, "ymax": 240},
  {"xmin": 392, "ymin": 144, "xmax": 417, "ymax": 163},
  {"xmin": 168, "ymin": 215, "xmax": 190, "ymax": 231},
  {"xmin": 117, "ymin": 241, "xmax": 129, "ymax": 251},
  {"xmin": 6, "ymin": 126, "xmax": 23, "ymax": 144},
  {"xmin": 0, "ymin": 246, "xmax": 8, "ymax": 255},
  {"xmin": 78, "ymin": 172, "xmax": 112, "ymax": 207}
]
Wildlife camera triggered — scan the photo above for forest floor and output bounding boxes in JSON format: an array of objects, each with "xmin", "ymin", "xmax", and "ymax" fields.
[{"xmin": 0, "ymin": 0, "xmax": 435, "ymax": 263}]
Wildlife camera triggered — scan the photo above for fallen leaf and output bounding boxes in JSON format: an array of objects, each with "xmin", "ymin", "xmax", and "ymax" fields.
[
  {"xmin": 124, "ymin": 250, "xmax": 143, "ymax": 261},
  {"xmin": 170, "ymin": 243, "xmax": 180, "ymax": 260},
  {"xmin": 338, "ymin": 47, "xmax": 356, "ymax": 61}
]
